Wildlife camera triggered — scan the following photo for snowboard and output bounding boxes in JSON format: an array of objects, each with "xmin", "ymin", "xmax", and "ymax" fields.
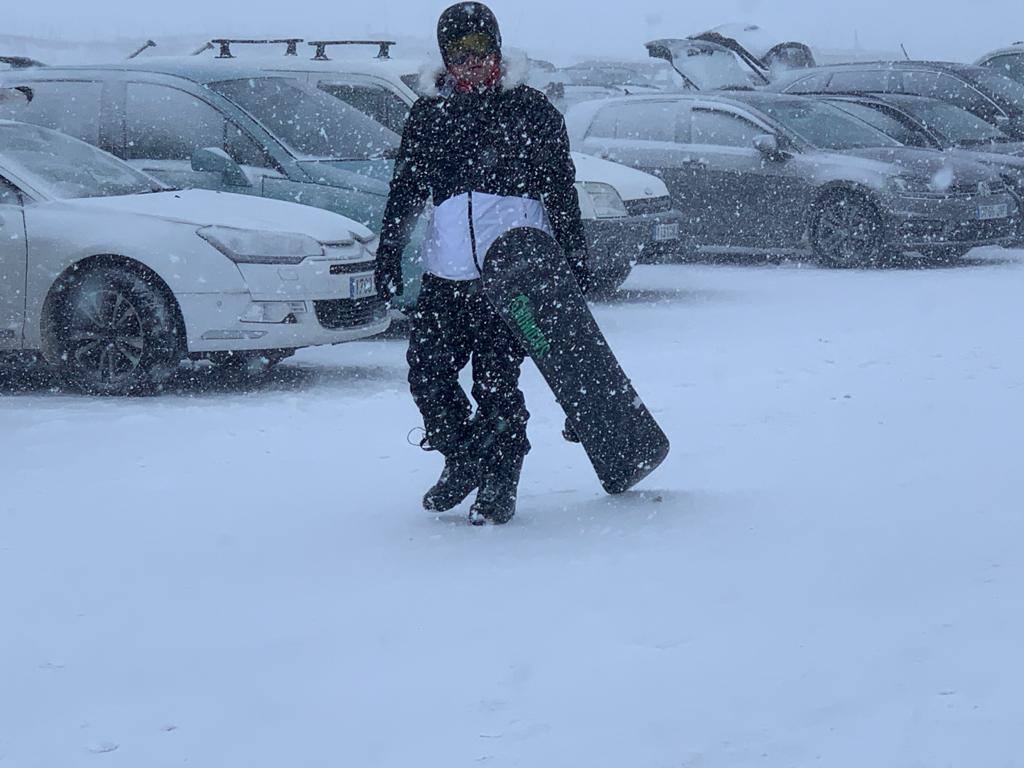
[{"xmin": 482, "ymin": 227, "xmax": 670, "ymax": 495}]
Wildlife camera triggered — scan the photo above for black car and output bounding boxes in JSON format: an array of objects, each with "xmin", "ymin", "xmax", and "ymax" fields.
[
  {"xmin": 566, "ymin": 92, "xmax": 1019, "ymax": 266},
  {"xmin": 769, "ymin": 61, "xmax": 1024, "ymax": 140}
]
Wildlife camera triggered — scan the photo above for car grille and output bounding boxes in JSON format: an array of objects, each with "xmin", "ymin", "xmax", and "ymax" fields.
[
  {"xmin": 314, "ymin": 296, "xmax": 388, "ymax": 330},
  {"xmin": 624, "ymin": 196, "xmax": 673, "ymax": 216}
]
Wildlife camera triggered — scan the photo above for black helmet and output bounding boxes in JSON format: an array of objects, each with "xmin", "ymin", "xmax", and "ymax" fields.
[{"xmin": 437, "ymin": 2, "xmax": 502, "ymax": 64}]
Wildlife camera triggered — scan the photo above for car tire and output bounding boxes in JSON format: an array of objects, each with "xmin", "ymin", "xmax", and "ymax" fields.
[
  {"xmin": 47, "ymin": 265, "xmax": 183, "ymax": 395},
  {"xmin": 811, "ymin": 192, "xmax": 890, "ymax": 268}
]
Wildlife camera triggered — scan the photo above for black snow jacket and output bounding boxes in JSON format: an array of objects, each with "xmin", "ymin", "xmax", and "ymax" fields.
[{"xmin": 377, "ymin": 72, "xmax": 589, "ymax": 289}]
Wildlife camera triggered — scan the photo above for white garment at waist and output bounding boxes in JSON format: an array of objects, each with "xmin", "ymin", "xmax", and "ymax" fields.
[{"xmin": 422, "ymin": 191, "xmax": 554, "ymax": 281}]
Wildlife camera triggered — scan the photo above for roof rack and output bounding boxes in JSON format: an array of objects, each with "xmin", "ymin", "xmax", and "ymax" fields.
[
  {"xmin": 307, "ymin": 40, "xmax": 396, "ymax": 61},
  {"xmin": 0, "ymin": 55, "xmax": 45, "ymax": 69},
  {"xmin": 209, "ymin": 38, "xmax": 304, "ymax": 58},
  {"xmin": 127, "ymin": 40, "xmax": 157, "ymax": 60}
]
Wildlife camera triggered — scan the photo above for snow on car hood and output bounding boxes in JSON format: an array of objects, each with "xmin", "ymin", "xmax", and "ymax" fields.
[
  {"xmin": 571, "ymin": 151, "xmax": 669, "ymax": 200},
  {"xmin": 62, "ymin": 189, "xmax": 373, "ymax": 243},
  {"xmin": 837, "ymin": 146, "xmax": 1001, "ymax": 189}
]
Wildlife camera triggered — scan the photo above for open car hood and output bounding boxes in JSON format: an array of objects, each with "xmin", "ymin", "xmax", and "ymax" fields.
[{"xmin": 645, "ymin": 38, "xmax": 763, "ymax": 91}]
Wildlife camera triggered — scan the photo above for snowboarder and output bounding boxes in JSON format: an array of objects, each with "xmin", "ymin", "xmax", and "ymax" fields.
[{"xmin": 375, "ymin": 1, "xmax": 590, "ymax": 525}]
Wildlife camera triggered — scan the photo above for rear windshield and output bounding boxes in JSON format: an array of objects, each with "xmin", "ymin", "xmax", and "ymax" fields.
[{"xmin": 209, "ymin": 77, "xmax": 400, "ymax": 160}]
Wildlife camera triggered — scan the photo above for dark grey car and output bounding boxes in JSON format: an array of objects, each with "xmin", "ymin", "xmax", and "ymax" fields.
[
  {"xmin": 815, "ymin": 94, "xmax": 1024, "ymax": 243},
  {"xmin": 567, "ymin": 92, "xmax": 1019, "ymax": 266},
  {"xmin": 770, "ymin": 61, "xmax": 1024, "ymax": 140}
]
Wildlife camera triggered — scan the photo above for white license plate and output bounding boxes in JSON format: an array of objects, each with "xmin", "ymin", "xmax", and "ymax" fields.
[
  {"xmin": 349, "ymin": 274, "xmax": 376, "ymax": 299},
  {"xmin": 978, "ymin": 203, "xmax": 1009, "ymax": 221},
  {"xmin": 653, "ymin": 223, "xmax": 680, "ymax": 242}
]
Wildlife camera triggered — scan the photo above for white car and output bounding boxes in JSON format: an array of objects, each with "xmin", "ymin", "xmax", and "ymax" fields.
[{"xmin": 0, "ymin": 117, "xmax": 388, "ymax": 394}]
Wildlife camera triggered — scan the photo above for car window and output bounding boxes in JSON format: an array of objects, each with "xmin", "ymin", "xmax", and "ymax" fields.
[
  {"xmin": 382, "ymin": 90, "xmax": 412, "ymax": 134},
  {"xmin": 908, "ymin": 99, "xmax": 1010, "ymax": 145},
  {"xmin": 0, "ymin": 176, "xmax": 22, "ymax": 205},
  {"xmin": 321, "ymin": 83, "xmax": 411, "ymax": 134},
  {"xmin": 614, "ymin": 102, "xmax": 677, "ymax": 142},
  {"xmin": 827, "ymin": 102, "xmax": 934, "ymax": 147},
  {"xmin": 323, "ymin": 84, "xmax": 386, "ymax": 123},
  {"xmin": 125, "ymin": 83, "xmax": 274, "ymax": 169},
  {"xmin": 961, "ymin": 68, "xmax": 1024, "ymax": 115},
  {"xmin": 690, "ymin": 109, "xmax": 761, "ymax": 148},
  {"xmin": 587, "ymin": 106, "xmax": 618, "ymax": 139},
  {"xmin": 899, "ymin": 72, "xmax": 995, "ymax": 117},
  {"xmin": 981, "ymin": 54, "xmax": 1024, "ymax": 85},
  {"xmin": 209, "ymin": 77, "xmax": 399, "ymax": 160},
  {"xmin": 825, "ymin": 70, "xmax": 893, "ymax": 93},
  {"xmin": 0, "ymin": 80, "xmax": 102, "ymax": 144},
  {"xmin": 781, "ymin": 71, "xmax": 832, "ymax": 94}
]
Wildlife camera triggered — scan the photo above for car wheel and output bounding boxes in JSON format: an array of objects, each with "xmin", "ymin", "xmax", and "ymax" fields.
[
  {"xmin": 48, "ymin": 265, "xmax": 183, "ymax": 395},
  {"xmin": 811, "ymin": 193, "xmax": 889, "ymax": 268}
]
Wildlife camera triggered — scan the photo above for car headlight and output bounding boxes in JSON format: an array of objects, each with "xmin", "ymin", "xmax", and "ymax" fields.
[
  {"xmin": 197, "ymin": 226, "xmax": 324, "ymax": 265},
  {"xmin": 583, "ymin": 182, "xmax": 628, "ymax": 218}
]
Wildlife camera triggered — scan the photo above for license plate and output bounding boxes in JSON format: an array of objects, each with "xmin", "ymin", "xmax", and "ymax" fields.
[
  {"xmin": 349, "ymin": 274, "xmax": 376, "ymax": 299},
  {"xmin": 978, "ymin": 203, "xmax": 1008, "ymax": 220},
  {"xmin": 653, "ymin": 223, "xmax": 680, "ymax": 242}
]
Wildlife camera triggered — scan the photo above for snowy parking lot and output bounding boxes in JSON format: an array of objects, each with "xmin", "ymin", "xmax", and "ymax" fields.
[{"xmin": 3, "ymin": 252, "xmax": 1022, "ymax": 766}]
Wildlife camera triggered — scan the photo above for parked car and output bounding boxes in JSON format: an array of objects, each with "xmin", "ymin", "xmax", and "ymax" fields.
[
  {"xmin": 566, "ymin": 92, "xmax": 1020, "ymax": 266},
  {"xmin": 0, "ymin": 117, "xmax": 387, "ymax": 394},
  {"xmin": 289, "ymin": 42, "xmax": 684, "ymax": 293},
  {"xmin": 0, "ymin": 57, "xmax": 399, "ymax": 237},
  {"xmin": 769, "ymin": 61, "xmax": 1024, "ymax": 140},
  {"xmin": 813, "ymin": 94, "xmax": 1024, "ymax": 201},
  {"xmin": 977, "ymin": 43, "xmax": 1024, "ymax": 86}
]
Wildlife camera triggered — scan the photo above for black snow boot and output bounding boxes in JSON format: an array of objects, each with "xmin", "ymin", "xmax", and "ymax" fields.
[
  {"xmin": 423, "ymin": 450, "xmax": 483, "ymax": 512},
  {"xmin": 468, "ymin": 450, "xmax": 525, "ymax": 526}
]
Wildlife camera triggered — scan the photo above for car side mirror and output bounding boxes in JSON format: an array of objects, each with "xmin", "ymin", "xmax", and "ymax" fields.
[
  {"xmin": 753, "ymin": 134, "xmax": 787, "ymax": 161},
  {"xmin": 191, "ymin": 147, "xmax": 250, "ymax": 187}
]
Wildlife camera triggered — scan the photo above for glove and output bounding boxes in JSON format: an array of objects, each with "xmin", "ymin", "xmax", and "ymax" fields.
[
  {"xmin": 567, "ymin": 249, "xmax": 592, "ymax": 295},
  {"xmin": 374, "ymin": 246, "xmax": 404, "ymax": 302}
]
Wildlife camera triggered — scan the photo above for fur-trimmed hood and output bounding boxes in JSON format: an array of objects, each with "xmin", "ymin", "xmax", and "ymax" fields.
[{"xmin": 416, "ymin": 48, "xmax": 531, "ymax": 98}]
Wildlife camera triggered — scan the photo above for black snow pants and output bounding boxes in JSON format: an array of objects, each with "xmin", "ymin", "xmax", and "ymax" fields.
[{"xmin": 408, "ymin": 274, "xmax": 530, "ymax": 464}]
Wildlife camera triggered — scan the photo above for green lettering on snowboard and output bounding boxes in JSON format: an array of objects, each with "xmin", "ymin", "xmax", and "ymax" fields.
[{"xmin": 509, "ymin": 294, "xmax": 552, "ymax": 359}]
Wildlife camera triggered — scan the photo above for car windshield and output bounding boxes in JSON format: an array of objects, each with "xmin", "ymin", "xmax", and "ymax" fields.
[
  {"xmin": 963, "ymin": 68, "xmax": 1024, "ymax": 115},
  {"xmin": 828, "ymin": 101, "xmax": 934, "ymax": 148},
  {"xmin": 0, "ymin": 121, "xmax": 164, "ymax": 199},
  {"xmin": 208, "ymin": 77, "xmax": 400, "ymax": 160},
  {"xmin": 906, "ymin": 100, "xmax": 1011, "ymax": 145},
  {"xmin": 757, "ymin": 99, "xmax": 900, "ymax": 150}
]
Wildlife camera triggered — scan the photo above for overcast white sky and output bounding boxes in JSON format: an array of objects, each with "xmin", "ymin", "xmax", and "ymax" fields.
[{"xmin": 6, "ymin": 0, "xmax": 1021, "ymax": 63}]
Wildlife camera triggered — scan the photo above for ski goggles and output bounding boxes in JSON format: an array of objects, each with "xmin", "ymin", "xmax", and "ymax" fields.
[{"xmin": 445, "ymin": 32, "xmax": 498, "ymax": 64}]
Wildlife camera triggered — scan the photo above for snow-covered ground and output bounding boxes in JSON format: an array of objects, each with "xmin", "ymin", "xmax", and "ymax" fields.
[{"xmin": 2, "ymin": 251, "xmax": 1022, "ymax": 766}]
